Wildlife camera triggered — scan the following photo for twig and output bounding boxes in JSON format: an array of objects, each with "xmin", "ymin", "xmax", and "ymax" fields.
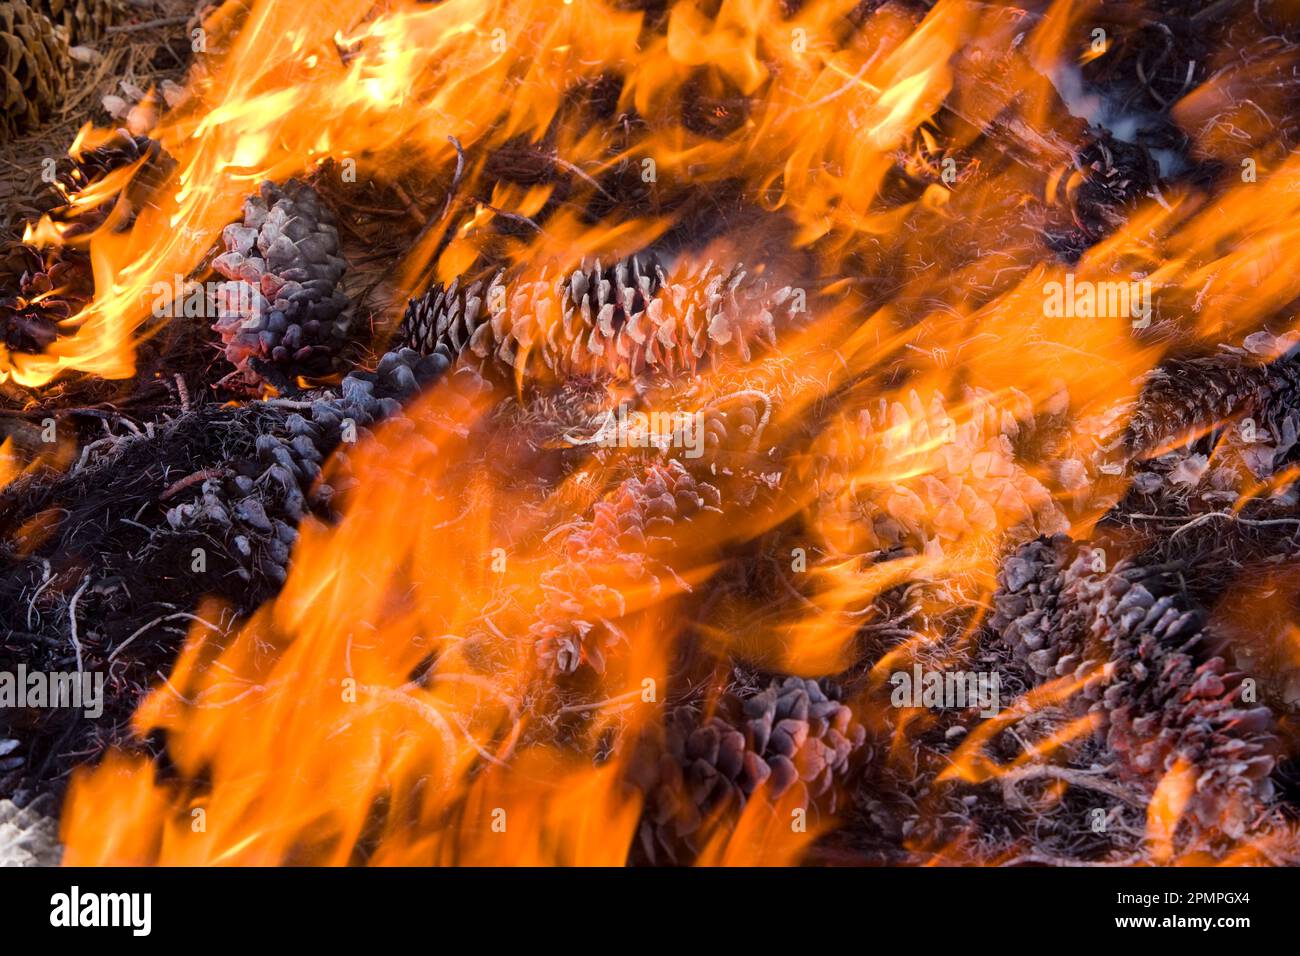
[
  {"xmin": 25, "ymin": 560, "xmax": 53, "ymax": 631},
  {"xmin": 391, "ymin": 183, "xmax": 427, "ymax": 228},
  {"xmin": 546, "ymin": 153, "xmax": 618, "ymax": 204},
  {"xmin": 410, "ymin": 135, "xmax": 465, "ymax": 253},
  {"xmin": 67, "ymin": 577, "xmax": 90, "ymax": 673},
  {"xmin": 998, "ymin": 764, "xmax": 1146, "ymax": 807},
  {"xmin": 557, "ymin": 689, "xmax": 644, "ymax": 714},
  {"xmin": 161, "ymin": 467, "xmax": 229, "ymax": 501},
  {"xmin": 439, "ymin": 136, "xmax": 466, "ymax": 223},
  {"xmin": 106, "ymin": 15, "xmax": 191, "ymax": 33},
  {"xmin": 108, "ymin": 612, "xmax": 225, "ymax": 664},
  {"xmin": 1165, "ymin": 509, "xmax": 1300, "ymax": 540},
  {"xmin": 1001, "ymin": 852, "xmax": 1144, "ymax": 867},
  {"xmin": 479, "ymin": 201, "xmax": 547, "ymax": 235}
]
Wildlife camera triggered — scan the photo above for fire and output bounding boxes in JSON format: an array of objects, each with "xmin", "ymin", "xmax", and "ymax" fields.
[
  {"xmin": 1146, "ymin": 759, "xmax": 1196, "ymax": 866},
  {"xmin": 9, "ymin": 0, "xmax": 1295, "ymax": 866},
  {"xmin": 59, "ymin": 375, "xmax": 676, "ymax": 864}
]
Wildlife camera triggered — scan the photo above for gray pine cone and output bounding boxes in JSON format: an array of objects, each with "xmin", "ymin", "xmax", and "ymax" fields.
[
  {"xmin": 0, "ymin": 349, "xmax": 455, "ymax": 798},
  {"xmin": 990, "ymin": 535, "xmax": 1073, "ymax": 678},
  {"xmin": 163, "ymin": 349, "xmax": 447, "ymax": 585},
  {"xmin": 0, "ymin": 795, "xmax": 59, "ymax": 866},
  {"xmin": 211, "ymin": 179, "xmax": 353, "ymax": 383}
]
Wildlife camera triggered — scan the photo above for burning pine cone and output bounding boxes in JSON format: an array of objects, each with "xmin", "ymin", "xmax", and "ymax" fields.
[
  {"xmin": 533, "ymin": 458, "xmax": 721, "ymax": 674},
  {"xmin": 1126, "ymin": 333, "xmax": 1300, "ymax": 475},
  {"xmin": 211, "ymin": 179, "xmax": 353, "ymax": 385},
  {"xmin": 1048, "ymin": 131, "xmax": 1161, "ymax": 262},
  {"xmin": 992, "ymin": 534, "xmax": 1279, "ymax": 845},
  {"xmin": 0, "ymin": 1, "xmax": 71, "ymax": 143},
  {"xmin": 804, "ymin": 387, "xmax": 1067, "ymax": 559},
  {"xmin": 1, "ymin": 130, "xmax": 166, "ymax": 361},
  {"xmin": 398, "ymin": 258, "xmax": 806, "ymax": 381},
  {"xmin": 632, "ymin": 676, "xmax": 867, "ymax": 864},
  {"xmin": 58, "ymin": 129, "xmax": 168, "ymax": 218},
  {"xmin": 0, "ymin": 242, "xmax": 90, "ymax": 355},
  {"xmin": 0, "ymin": 349, "xmax": 455, "ymax": 798}
]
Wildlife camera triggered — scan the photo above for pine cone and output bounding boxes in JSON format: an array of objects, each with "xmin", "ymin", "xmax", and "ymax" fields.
[
  {"xmin": 0, "ymin": 2, "xmax": 71, "ymax": 144},
  {"xmin": 163, "ymin": 349, "xmax": 442, "ymax": 585},
  {"xmin": 633, "ymin": 677, "xmax": 867, "ymax": 864},
  {"xmin": 0, "ymin": 350, "xmax": 453, "ymax": 795},
  {"xmin": 0, "ymin": 242, "xmax": 89, "ymax": 354},
  {"xmin": 0, "ymin": 796, "xmax": 59, "ymax": 866},
  {"xmin": 1, "ymin": 131, "xmax": 167, "ymax": 361},
  {"xmin": 989, "ymin": 534, "xmax": 1073, "ymax": 678},
  {"xmin": 1126, "ymin": 336, "xmax": 1300, "ymax": 474},
  {"xmin": 36, "ymin": 0, "xmax": 122, "ymax": 45},
  {"xmin": 1215, "ymin": 568, "xmax": 1300, "ymax": 712},
  {"xmin": 804, "ymin": 387, "xmax": 1066, "ymax": 558},
  {"xmin": 59, "ymin": 129, "xmax": 168, "ymax": 217},
  {"xmin": 211, "ymin": 180, "xmax": 353, "ymax": 384},
  {"xmin": 532, "ymin": 458, "xmax": 721, "ymax": 674},
  {"xmin": 698, "ymin": 390, "xmax": 772, "ymax": 462},
  {"xmin": 398, "ymin": 257, "xmax": 804, "ymax": 381},
  {"xmin": 1047, "ymin": 131, "xmax": 1159, "ymax": 261},
  {"xmin": 992, "ymin": 535, "xmax": 1279, "ymax": 844}
]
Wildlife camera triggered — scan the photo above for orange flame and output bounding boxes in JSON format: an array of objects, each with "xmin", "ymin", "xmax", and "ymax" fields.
[{"xmin": 42, "ymin": 0, "xmax": 1300, "ymax": 866}]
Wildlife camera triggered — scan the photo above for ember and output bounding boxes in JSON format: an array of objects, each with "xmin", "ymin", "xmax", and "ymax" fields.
[{"xmin": 1, "ymin": 0, "xmax": 1300, "ymax": 879}]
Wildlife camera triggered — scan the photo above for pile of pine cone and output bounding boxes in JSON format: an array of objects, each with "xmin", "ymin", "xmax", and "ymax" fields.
[{"xmin": 5, "ymin": 0, "xmax": 1300, "ymax": 870}]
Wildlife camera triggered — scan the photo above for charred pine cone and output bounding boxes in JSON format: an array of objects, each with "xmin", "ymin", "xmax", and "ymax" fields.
[
  {"xmin": 0, "ymin": 243, "xmax": 89, "ymax": 354},
  {"xmin": 992, "ymin": 534, "xmax": 1279, "ymax": 845},
  {"xmin": 58, "ymin": 130, "xmax": 168, "ymax": 215},
  {"xmin": 0, "ymin": 350, "xmax": 453, "ymax": 799},
  {"xmin": 1047, "ymin": 131, "xmax": 1160, "ymax": 262},
  {"xmin": 211, "ymin": 180, "xmax": 353, "ymax": 384},
  {"xmin": 398, "ymin": 257, "xmax": 804, "ymax": 381},
  {"xmin": 631, "ymin": 677, "xmax": 867, "ymax": 864}
]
